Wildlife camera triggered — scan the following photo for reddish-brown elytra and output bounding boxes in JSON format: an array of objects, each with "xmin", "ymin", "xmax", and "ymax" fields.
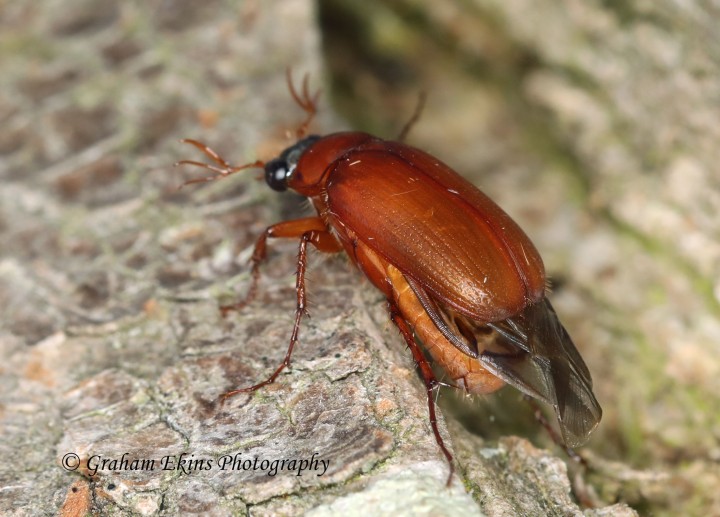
[{"xmin": 176, "ymin": 70, "xmax": 601, "ymax": 484}]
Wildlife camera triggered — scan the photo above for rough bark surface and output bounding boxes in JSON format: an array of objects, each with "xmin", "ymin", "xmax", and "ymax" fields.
[
  {"xmin": 3, "ymin": 0, "xmax": 708, "ymax": 515},
  {"xmin": 321, "ymin": 1, "xmax": 720, "ymax": 515}
]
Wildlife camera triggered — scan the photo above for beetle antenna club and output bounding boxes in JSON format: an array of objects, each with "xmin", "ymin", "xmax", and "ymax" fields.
[
  {"xmin": 177, "ymin": 72, "xmax": 601, "ymax": 485},
  {"xmin": 175, "ymin": 139, "xmax": 264, "ymax": 188},
  {"xmin": 286, "ymin": 67, "xmax": 321, "ymax": 138}
]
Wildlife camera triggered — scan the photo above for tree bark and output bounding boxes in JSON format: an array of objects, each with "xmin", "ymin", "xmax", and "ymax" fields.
[{"xmin": 6, "ymin": 0, "xmax": 710, "ymax": 514}]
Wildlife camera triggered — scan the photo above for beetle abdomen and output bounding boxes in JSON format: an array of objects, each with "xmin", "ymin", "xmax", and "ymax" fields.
[
  {"xmin": 387, "ymin": 264, "xmax": 507, "ymax": 394},
  {"xmin": 386, "ymin": 260, "xmax": 601, "ymax": 447}
]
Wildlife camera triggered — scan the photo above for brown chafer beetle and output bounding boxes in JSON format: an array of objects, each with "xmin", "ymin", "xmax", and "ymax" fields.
[{"xmin": 177, "ymin": 71, "xmax": 601, "ymax": 481}]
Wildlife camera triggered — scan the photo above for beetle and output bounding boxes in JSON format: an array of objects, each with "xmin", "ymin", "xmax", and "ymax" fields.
[{"xmin": 177, "ymin": 70, "xmax": 602, "ymax": 482}]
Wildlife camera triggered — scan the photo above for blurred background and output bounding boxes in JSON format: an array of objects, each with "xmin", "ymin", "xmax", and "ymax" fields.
[{"xmin": 1, "ymin": 0, "xmax": 718, "ymax": 515}]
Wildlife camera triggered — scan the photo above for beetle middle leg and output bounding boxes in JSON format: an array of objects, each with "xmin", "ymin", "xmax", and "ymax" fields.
[
  {"xmin": 396, "ymin": 92, "xmax": 427, "ymax": 142},
  {"xmin": 222, "ymin": 218, "xmax": 342, "ymax": 400},
  {"xmin": 387, "ymin": 299, "xmax": 455, "ymax": 486}
]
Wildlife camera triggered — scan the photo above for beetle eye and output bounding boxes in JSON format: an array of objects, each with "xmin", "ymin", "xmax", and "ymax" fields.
[
  {"xmin": 264, "ymin": 159, "xmax": 290, "ymax": 191},
  {"xmin": 264, "ymin": 135, "xmax": 320, "ymax": 193}
]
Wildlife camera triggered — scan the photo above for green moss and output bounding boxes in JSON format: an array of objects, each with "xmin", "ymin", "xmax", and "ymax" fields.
[
  {"xmin": 599, "ymin": 0, "xmax": 673, "ymax": 28},
  {"xmin": 603, "ymin": 210, "xmax": 720, "ymax": 316}
]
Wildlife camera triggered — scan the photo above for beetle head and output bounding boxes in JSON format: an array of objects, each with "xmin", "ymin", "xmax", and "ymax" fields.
[{"xmin": 264, "ymin": 135, "xmax": 321, "ymax": 191}]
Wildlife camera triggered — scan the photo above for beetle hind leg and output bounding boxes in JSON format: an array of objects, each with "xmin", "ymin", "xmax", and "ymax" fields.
[
  {"xmin": 523, "ymin": 396, "xmax": 587, "ymax": 466},
  {"xmin": 387, "ymin": 299, "xmax": 455, "ymax": 486}
]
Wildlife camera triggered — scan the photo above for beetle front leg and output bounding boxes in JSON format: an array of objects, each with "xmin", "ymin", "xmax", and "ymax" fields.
[
  {"xmin": 221, "ymin": 217, "xmax": 342, "ymax": 316},
  {"xmin": 222, "ymin": 225, "xmax": 340, "ymax": 400},
  {"xmin": 387, "ymin": 299, "xmax": 455, "ymax": 486}
]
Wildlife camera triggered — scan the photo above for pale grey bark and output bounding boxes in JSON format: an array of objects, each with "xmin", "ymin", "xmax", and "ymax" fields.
[{"xmin": 4, "ymin": 0, "xmax": 709, "ymax": 515}]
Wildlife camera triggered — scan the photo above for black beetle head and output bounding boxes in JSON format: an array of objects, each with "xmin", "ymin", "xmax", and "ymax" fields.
[{"xmin": 264, "ymin": 135, "xmax": 321, "ymax": 191}]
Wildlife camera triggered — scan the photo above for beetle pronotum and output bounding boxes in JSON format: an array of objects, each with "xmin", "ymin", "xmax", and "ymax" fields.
[{"xmin": 177, "ymin": 70, "xmax": 601, "ymax": 482}]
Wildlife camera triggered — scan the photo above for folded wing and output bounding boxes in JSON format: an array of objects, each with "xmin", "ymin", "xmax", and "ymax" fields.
[{"xmin": 430, "ymin": 294, "xmax": 601, "ymax": 447}]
